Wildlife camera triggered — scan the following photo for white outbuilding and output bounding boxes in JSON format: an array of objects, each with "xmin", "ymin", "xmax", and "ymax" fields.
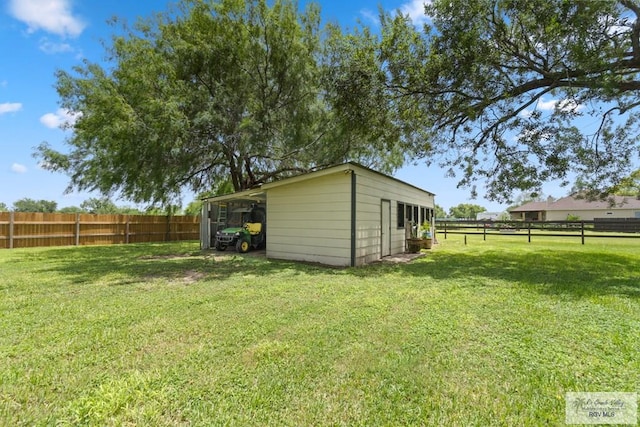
[{"xmin": 200, "ymin": 162, "xmax": 435, "ymax": 266}]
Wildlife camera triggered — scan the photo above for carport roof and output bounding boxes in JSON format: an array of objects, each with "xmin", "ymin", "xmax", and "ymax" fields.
[{"xmin": 202, "ymin": 188, "xmax": 266, "ymax": 203}]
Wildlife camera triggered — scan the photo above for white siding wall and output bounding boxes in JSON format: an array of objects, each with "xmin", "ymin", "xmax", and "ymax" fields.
[
  {"xmin": 354, "ymin": 169, "xmax": 435, "ymax": 266},
  {"xmin": 267, "ymin": 173, "xmax": 352, "ymax": 266},
  {"xmin": 546, "ymin": 209, "xmax": 638, "ymax": 221}
]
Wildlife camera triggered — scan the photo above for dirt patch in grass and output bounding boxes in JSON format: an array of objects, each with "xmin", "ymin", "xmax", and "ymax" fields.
[
  {"xmin": 181, "ymin": 270, "xmax": 207, "ymax": 285},
  {"xmin": 138, "ymin": 253, "xmax": 197, "ymax": 261},
  {"xmin": 143, "ymin": 269, "xmax": 208, "ymax": 285}
]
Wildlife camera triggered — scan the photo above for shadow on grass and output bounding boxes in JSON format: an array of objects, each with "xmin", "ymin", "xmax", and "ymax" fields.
[
  {"xmin": 22, "ymin": 242, "xmax": 640, "ymax": 299},
  {"xmin": 400, "ymin": 249, "xmax": 640, "ymax": 299},
  {"xmin": 27, "ymin": 243, "xmax": 341, "ymax": 286}
]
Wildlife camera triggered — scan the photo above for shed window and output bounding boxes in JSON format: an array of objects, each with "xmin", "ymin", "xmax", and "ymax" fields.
[
  {"xmin": 421, "ymin": 207, "xmax": 432, "ymax": 223},
  {"xmin": 398, "ymin": 202, "xmax": 425, "ymax": 228},
  {"xmin": 397, "ymin": 203, "xmax": 405, "ymax": 228}
]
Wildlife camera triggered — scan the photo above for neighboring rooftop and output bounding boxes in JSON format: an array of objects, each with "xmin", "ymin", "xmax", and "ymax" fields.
[{"xmin": 509, "ymin": 195, "xmax": 640, "ymax": 212}]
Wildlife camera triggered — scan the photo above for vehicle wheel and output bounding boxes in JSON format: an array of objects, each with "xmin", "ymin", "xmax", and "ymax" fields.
[
  {"xmin": 215, "ymin": 242, "xmax": 227, "ymax": 251},
  {"xmin": 236, "ymin": 239, "xmax": 250, "ymax": 253}
]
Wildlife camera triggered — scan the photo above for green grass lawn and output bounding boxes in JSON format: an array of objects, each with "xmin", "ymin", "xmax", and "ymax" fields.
[{"xmin": 1, "ymin": 238, "xmax": 639, "ymax": 426}]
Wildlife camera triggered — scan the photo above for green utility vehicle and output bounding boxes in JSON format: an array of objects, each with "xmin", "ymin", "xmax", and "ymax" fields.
[{"xmin": 215, "ymin": 205, "xmax": 266, "ymax": 253}]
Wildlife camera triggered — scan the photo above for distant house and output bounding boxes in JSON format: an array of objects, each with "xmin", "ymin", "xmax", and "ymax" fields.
[
  {"xmin": 476, "ymin": 211, "xmax": 507, "ymax": 221},
  {"xmin": 200, "ymin": 162, "xmax": 435, "ymax": 266},
  {"xmin": 509, "ymin": 195, "xmax": 640, "ymax": 221}
]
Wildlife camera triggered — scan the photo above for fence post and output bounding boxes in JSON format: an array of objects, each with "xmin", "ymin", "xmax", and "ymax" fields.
[
  {"xmin": 125, "ymin": 216, "xmax": 130, "ymax": 244},
  {"xmin": 444, "ymin": 221, "xmax": 447, "ymax": 239},
  {"xmin": 75, "ymin": 213, "xmax": 80, "ymax": 246},
  {"xmin": 581, "ymin": 221, "xmax": 585, "ymax": 245},
  {"xmin": 9, "ymin": 211, "xmax": 14, "ymax": 249},
  {"xmin": 483, "ymin": 224, "xmax": 486, "ymax": 241},
  {"xmin": 528, "ymin": 222, "xmax": 531, "ymax": 243}
]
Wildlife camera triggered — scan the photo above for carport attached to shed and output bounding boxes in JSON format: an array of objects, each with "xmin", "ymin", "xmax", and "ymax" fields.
[{"xmin": 200, "ymin": 162, "xmax": 435, "ymax": 266}]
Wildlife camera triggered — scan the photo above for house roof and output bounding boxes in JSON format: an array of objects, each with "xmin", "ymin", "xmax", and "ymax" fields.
[
  {"xmin": 203, "ymin": 162, "xmax": 434, "ymax": 203},
  {"xmin": 508, "ymin": 201, "xmax": 550, "ymax": 212},
  {"xmin": 509, "ymin": 195, "xmax": 640, "ymax": 212}
]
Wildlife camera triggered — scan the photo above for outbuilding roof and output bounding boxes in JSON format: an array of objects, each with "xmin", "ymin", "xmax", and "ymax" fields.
[{"xmin": 203, "ymin": 162, "xmax": 434, "ymax": 203}]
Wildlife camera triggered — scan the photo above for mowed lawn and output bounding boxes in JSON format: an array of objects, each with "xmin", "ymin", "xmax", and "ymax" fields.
[{"xmin": 1, "ymin": 237, "xmax": 639, "ymax": 426}]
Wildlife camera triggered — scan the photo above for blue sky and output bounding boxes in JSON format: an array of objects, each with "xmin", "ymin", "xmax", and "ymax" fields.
[{"xmin": 0, "ymin": 0, "xmax": 571, "ymax": 213}]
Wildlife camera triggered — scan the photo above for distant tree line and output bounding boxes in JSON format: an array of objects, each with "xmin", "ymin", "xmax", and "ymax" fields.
[
  {"xmin": 434, "ymin": 203, "xmax": 488, "ymax": 220},
  {"xmin": 0, "ymin": 197, "xmax": 201, "ymax": 215}
]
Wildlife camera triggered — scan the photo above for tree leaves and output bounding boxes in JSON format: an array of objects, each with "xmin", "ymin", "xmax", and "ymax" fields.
[
  {"xmin": 37, "ymin": 0, "xmax": 640, "ymax": 205},
  {"xmin": 381, "ymin": 0, "xmax": 640, "ymax": 202},
  {"xmin": 37, "ymin": 0, "xmax": 405, "ymax": 205}
]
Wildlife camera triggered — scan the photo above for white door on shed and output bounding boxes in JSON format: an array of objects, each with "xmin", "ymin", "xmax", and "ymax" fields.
[{"xmin": 381, "ymin": 200, "xmax": 391, "ymax": 257}]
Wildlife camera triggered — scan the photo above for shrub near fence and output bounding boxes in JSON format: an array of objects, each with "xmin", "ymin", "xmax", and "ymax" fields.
[{"xmin": 0, "ymin": 212, "xmax": 200, "ymax": 249}]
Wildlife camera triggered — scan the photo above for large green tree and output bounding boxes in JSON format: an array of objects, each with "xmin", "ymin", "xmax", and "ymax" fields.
[
  {"xmin": 377, "ymin": 0, "xmax": 640, "ymax": 202},
  {"xmin": 12, "ymin": 198, "xmax": 57, "ymax": 213},
  {"xmin": 613, "ymin": 169, "xmax": 640, "ymax": 196},
  {"xmin": 434, "ymin": 204, "xmax": 447, "ymax": 219},
  {"xmin": 449, "ymin": 203, "xmax": 487, "ymax": 220},
  {"xmin": 37, "ymin": 0, "xmax": 404, "ymax": 205}
]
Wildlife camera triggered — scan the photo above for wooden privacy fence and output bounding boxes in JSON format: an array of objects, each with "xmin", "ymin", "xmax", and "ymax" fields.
[
  {"xmin": 0, "ymin": 212, "xmax": 200, "ymax": 249},
  {"xmin": 436, "ymin": 219, "xmax": 640, "ymax": 244}
]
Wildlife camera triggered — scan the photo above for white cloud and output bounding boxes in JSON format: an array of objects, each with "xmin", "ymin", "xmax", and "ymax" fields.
[
  {"xmin": 399, "ymin": 0, "xmax": 432, "ymax": 26},
  {"xmin": 39, "ymin": 38, "xmax": 74, "ymax": 54},
  {"xmin": 8, "ymin": 0, "xmax": 86, "ymax": 38},
  {"xmin": 557, "ymin": 98, "xmax": 584, "ymax": 112},
  {"xmin": 40, "ymin": 108, "xmax": 82, "ymax": 129},
  {"xmin": 11, "ymin": 163, "xmax": 27, "ymax": 174},
  {"xmin": 359, "ymin": 9, "xmax": 380, "ymax": 26},
  {"xmin": 521, "ymin": 97, "xmax": 585, "ymax": 117},
  {"xmin": 519, "ymin": 108, "xmax": 533, "ymax": 118},
  {"xmin": 537, "ymin": 97, "xmax": 585, "ymax": 113},
  {"xmin": 0, "ymin": 102, "xmax": 22, "ymax": 115},
  {"xmin": 537, "ymin": 98, "xmax": 558, "ymax": 110}
]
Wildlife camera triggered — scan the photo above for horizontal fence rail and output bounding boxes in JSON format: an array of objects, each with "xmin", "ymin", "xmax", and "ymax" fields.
[
  {"xmin": 0, "ymin": 212, "xmax": 200, "ymax": 249},
  {"xmin": 436, "ymin": 219, "xmax": 640, "ymax": 244}
]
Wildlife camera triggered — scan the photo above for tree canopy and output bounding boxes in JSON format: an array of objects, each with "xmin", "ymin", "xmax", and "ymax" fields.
[
  {"xmin": 448, "ymin": 203, "xmax": 487, "ymax": 220},
  {"xmin": 613, "ymin": 169, "xmax": 640, "ymax": 196},
  {"xmin": 12, "ymin": 198, "xmax": 57, "ymax": 213},
  {"xmin": 37, "ymin": 0, "xmax": 640, "ymax": 205},
  {"xmin": 37, "ymin": 0, "xmax": 405, "ymax": 205},
  {"xmin": 377, "ymin": 0, "xmax": 640, "ymax": 201}
]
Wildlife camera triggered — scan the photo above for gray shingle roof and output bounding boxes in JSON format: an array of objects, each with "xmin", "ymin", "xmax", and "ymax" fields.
[{"xmin": 509, "ymin": 195, "xmax": 640, "ymax": 212}]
